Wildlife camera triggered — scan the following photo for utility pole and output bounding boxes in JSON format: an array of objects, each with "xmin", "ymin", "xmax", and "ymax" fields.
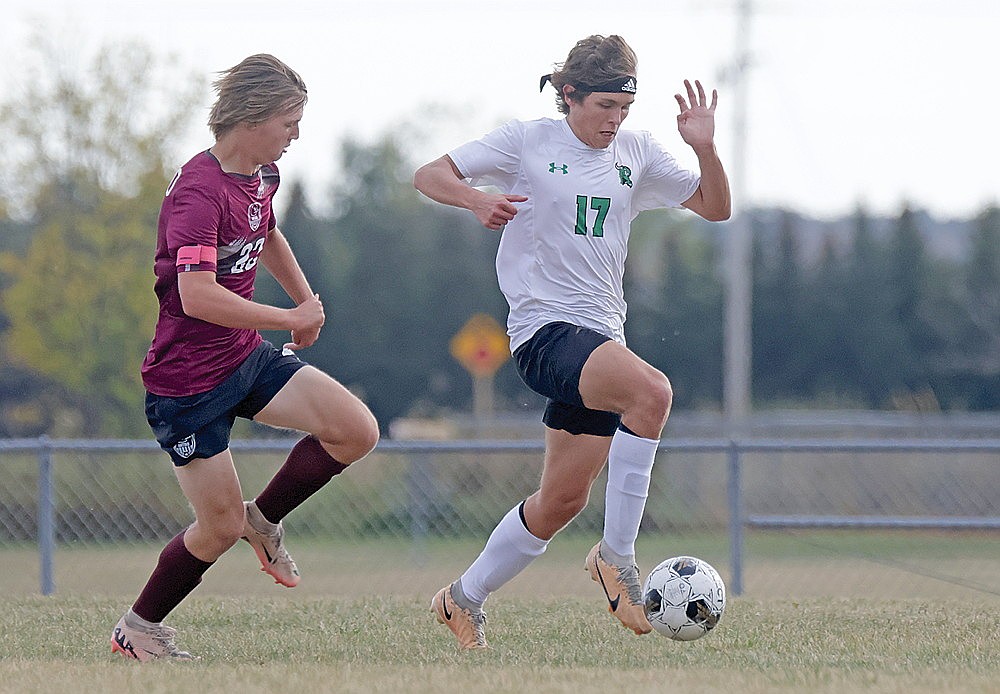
[{"xmin": 723, "ymin": 0, "xmax": 753, "ymax": 433}]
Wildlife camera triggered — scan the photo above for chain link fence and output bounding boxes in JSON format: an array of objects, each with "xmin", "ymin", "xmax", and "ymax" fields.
[{"xmin": 2, "ymin": 424, "xmax": 999, "ymax": 602}]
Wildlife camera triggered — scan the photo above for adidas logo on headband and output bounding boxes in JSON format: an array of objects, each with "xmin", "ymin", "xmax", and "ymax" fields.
[{"xmin": 539, "ymin": 74, "xmax": 638, "ymax": 94}]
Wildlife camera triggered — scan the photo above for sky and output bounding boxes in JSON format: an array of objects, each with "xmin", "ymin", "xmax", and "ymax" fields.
[{"xmin": 3, "ymin": 0, "xmax": 998, "ymax": 220}]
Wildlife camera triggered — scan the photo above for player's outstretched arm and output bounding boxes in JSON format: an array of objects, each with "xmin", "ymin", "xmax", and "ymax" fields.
[
  {"xmin": 676, "ymin": 79, "xmax": 731, "ymax": 222},
  {"xmin": 414, "ymin": 155, "xmax": 528, "ymax": 231}
]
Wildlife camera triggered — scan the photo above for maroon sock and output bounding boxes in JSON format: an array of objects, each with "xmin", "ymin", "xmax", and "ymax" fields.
[
  {"xmin": 132, "ymin": 531, "xmax": 213, "ymax": 623},
  {"xmin": 254, "ymin": 435, "xmax": 348, "ymax": 523}
]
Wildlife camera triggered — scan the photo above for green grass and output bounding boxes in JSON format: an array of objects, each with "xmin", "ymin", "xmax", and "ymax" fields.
[
  {"xmin": 2, "ymin": 532, "xmax": 998, "ymax": 692},
  {"xmin": 6, "ymin": 531, "xmax": 999, "ymax": 601},
  {"xmin": 1, "ymin": 595, "xmax": 998, "ymax": 693}
]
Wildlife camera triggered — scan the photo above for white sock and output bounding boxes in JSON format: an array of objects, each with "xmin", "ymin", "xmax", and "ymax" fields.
[
  {"xmin": 458, "ymin": 503, "xmax": 549, "ymax": 605},
  {"xmin": 603, "ymin": 428, "xmax": 659, "ymax": 561}
]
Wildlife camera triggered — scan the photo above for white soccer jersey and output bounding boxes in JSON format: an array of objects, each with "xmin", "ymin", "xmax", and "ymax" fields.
[{"xmin": 449, "ymin": 117, "xmax": 701, "ymax": 352}]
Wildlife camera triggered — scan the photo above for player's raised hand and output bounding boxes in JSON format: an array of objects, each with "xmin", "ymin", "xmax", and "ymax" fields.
[
  {"xmin": 675, "ymin": 79, "xmax": 718, "ymax": 152},
  {"xmin": 472, "ymin": 192, "xmax": 529, "ymax": 231}
]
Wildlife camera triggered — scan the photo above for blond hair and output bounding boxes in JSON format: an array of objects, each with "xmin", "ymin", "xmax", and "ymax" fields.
[{"xmin": 208, "ymin": 54, "xmax": 307, "ymax": 139}]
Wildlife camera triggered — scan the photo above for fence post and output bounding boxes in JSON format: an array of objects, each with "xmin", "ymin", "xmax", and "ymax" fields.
[
  {"xmin": 407, "ymin": 453, "xmax": 433, "ymax": 565},
  {"xmin": 37, "ymin": 435, "xmax": 55, "ymax": 596},
  {"xmin": 727, "ymin": 441, "xmax": 744, "ymax": 596}
]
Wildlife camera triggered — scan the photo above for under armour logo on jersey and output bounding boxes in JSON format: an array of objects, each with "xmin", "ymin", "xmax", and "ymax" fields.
[
  {"xmin": 549, "ymin": 162, "xmax": 569, "ymax": 174},
  {"xmin": 173, "ymin": 434, "xmax": 196, "ymax": 459},
  {"xmin": 616, "ymin": 162, "xmax": 633, "ymax": 188}
]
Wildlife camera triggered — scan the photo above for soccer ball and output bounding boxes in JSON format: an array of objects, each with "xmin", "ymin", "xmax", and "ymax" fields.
[{"xmin": 642, "ymin": 556, "xmax": 726, "ymax": 641}]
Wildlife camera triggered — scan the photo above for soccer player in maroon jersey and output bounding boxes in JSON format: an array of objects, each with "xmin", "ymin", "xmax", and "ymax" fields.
[{"xmin": 111, "ymin": 54, "xmax": 379, "ymax": 662}]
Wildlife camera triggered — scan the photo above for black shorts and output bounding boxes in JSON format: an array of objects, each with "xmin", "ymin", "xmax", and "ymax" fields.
[
  {"xmin": 145, "ymin": 341, "xmax": 307, "ymax": 466},
  {"xmin": 513, "ymin": 321, "xmax": 621, "ymax": 437}
]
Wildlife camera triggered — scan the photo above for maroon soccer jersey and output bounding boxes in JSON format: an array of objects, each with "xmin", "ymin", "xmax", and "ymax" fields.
[{"xmin": 141, "ymin": 151, "xmax": 280, "ymax": 397}]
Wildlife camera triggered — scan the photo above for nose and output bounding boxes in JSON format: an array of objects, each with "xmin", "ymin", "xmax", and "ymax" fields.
[{"xmin": 290, "ymin": 124, "xmax": 300, "ymax": 141}]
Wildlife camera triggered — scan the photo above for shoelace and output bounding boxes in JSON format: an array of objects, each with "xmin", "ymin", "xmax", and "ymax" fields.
[
  {"xmin": 468, "ymin": 610, "xmax": 488, "ymax": 647},
  {"xmin": 268, "ymin": 529, "xmax": 295, "ymax": 565},
  {"xmin": 149, "ymin": 625, "xmax": 186, "ymax": 657},
  {"xmin": 615, "ymin": 564, "xmax": 644, "ymax": 604},
  {"xmin": 254, "ymin": 519, "xmax": 293, "ymax": 565}
]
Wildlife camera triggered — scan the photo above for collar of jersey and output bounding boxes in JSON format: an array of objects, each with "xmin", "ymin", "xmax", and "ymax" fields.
[{"xmin": 559, "ymin": 118, "xmax": 616, "ymax": 157}]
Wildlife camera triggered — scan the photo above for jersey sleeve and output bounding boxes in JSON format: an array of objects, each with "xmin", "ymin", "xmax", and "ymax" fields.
[
  {"xmin": 447, "ymin": 119, "xmax": 525, "ymax": 191},
  {"xmin": 165, "ymin": 179, "xmax": 223, "ymax": 272},
  {"xmin": 631, "ymin": 132, "xmax": 701, "ymax": 214}
]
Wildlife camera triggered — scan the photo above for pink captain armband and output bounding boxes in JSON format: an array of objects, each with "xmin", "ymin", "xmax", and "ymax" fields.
[{"xmin": 176, "ymin": 245, "xmax": 218, "ymax": 269}]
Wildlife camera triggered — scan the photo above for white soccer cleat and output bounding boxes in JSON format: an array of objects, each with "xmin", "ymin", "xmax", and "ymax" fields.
[
  {"xmin": 241, "ymin": 500, "xmax": 301, "ymax": 587},
  {"xmin": 110, "ymin": 614, "xmax": 196, "ymax": 662}
]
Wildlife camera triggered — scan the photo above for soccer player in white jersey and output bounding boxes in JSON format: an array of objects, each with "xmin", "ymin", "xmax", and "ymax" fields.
[{"xmin": 414, "ymin": 34, "xmax": 730, "ymax": 649}]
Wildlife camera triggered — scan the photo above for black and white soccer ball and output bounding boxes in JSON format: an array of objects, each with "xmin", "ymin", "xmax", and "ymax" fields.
[{"xmin": 642, "ymin": 556, "xmax": 726, "ymax": 641}]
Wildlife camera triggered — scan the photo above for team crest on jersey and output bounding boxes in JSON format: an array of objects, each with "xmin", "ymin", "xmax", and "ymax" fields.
[
  {"xmin": 248, "ymin": 202, "xmax": 263, "ymax": 231},
  {"xmin": 615, "ymin": 162, "xmax": 633, "ymax": 188},
  {"xmin": 173, "ymin": 434, "xmax": 196, "ymax": 459}
]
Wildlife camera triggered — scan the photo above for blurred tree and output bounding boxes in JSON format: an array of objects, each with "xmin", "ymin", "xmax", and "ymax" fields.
[
  {"xmin": 752, "ymin": 209, "xmax": 809, "ymax": 402},
  {"xmin": 0, "ymin": 38, "xmax": 201, "ymax": 435},
  {"xmin": 254, "ymin": 180, "xmax": 336, "ymax": 315},
  {"xmin": 800, "ymin": 229, "xmax": 855, "ymax": 404},
  {"xmin": 949, "ymin": 204, "xmax": 1000, "ymax": 407},
  {"xmin": 838, "ymin": 205, "xmax": 908, "ymax": 406},
  {"xmin": 962, "ymin": 205, "xmax": 1000, "ymax": 366},
  {"xmin": 625, "ymin": 212, "xmax": 723, "ymax": 409},
  {"xmin": 0, "ymin": 36, "xmax": 199, "ymax": 217},
  {"xmin": 267, "ymin": 135, "xmax": 513, "ymax": 429},
  {"xmin": 885, "ymin": 205, "xmax": 960, "ymax": 409}
]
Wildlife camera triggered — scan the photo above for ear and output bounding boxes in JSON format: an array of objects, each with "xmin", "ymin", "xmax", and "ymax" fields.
[{"xmin": 562, "ymin": 84, "xmax": 577, "ymax": 110}]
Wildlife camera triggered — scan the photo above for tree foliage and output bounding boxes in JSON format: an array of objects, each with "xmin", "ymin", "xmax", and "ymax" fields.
[
  {"xmin": 0, "ymin": 39, "xmax": 201, "ymax": 435},
  {"xmin": 261, "ymin": 135, "xmax": 516, "ymax": 427}
]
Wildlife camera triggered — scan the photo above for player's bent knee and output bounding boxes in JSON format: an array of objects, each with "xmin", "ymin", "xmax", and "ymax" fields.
[
  {"xmin": 199, "ymin": 510, "xmax": 245, "ymax": 552},
  {"xmin": 345, "ymin": 419, "xmax": 380, "ymax": 463},
  {"xmin": 651, "ymin": 372, "xmax": 673, "ymax": 417},
  {"xmin": 315, "ymin": 409, "xmax": 380, "ymax": 464},
  {"xmin": 637, "ymin": 371, "xmax": 673, "ymax": 422},
  {"xmin": 542, "ymin": 488, "xmax": 590, "ymax": 526}
]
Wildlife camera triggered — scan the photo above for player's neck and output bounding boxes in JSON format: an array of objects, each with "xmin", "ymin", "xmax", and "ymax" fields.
[{"xmin": 209, "ymin": 134, "xmax": 262, "ymax": 176}]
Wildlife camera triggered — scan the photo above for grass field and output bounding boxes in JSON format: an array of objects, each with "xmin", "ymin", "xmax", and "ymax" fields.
[
  {"xmin": 6, "ymin": 531, "xmax": 999, "ymax": 600},
  {"xmin": 2, "ymin": 595, "xmax": 997, "ymax": 693},
  {"xmin": 2, "ymin": 533, "xmax": 998, "ymax": 693}
]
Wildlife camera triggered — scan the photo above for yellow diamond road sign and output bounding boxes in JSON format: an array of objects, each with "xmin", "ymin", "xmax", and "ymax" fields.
[{"xmin": 450, "ymin": 313, "xmax": 510, "ymax": 378}]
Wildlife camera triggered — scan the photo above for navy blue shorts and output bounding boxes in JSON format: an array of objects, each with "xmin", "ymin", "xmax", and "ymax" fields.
[
  {"xmin": 513, "ymin": 322, "xmax": 621, "ymax": 437},
  {"xmin": 145, "ymin": 341, "xmax": 307, "ymax": 466}
]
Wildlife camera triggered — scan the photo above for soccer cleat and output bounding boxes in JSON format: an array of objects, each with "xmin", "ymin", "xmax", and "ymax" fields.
[
  {"xmin": 585, "ymin": 542, "xmax": 653, "ymax": 635},
  {"xmin": 110, "ymin": 614, "xmax": 196, "ymax": 662},
  {"xmin": 430, "ymin": 583, "xmax": 488, "ymax": 650},
  {"xmin": 241, "ymin": 500, "xmax": 300, "ymax": 587}
]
